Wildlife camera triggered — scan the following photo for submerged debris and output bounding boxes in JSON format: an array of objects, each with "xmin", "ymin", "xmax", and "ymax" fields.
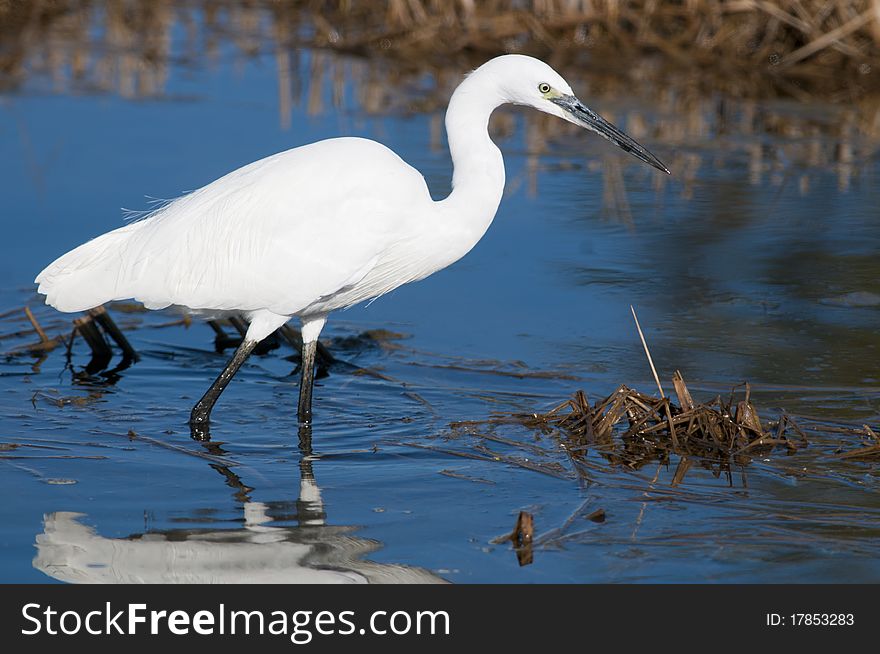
[
  {"xmin": 835, "ymin": 424, "xmax": 880, "ymax": 459},
  {"xmin": 491, "ymin": 510, "xmax": 534, "ymax": 567},
  {"xmin": 9, "ymin": 306, "xmax": 68, "ymax": 357}
]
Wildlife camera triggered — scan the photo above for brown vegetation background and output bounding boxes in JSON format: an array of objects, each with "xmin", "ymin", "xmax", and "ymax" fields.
[{"xmin": 2, "ymin": 1, "xmax": 879, "ymax": 98}]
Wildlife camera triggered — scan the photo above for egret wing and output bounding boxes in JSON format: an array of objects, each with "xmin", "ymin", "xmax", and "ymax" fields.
[{"xmin": 114, "ymin": 138, "xmax": 432, "ymax": 315}]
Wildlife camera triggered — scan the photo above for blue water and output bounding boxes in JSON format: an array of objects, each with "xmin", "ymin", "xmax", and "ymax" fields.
[{"xmin": 2, "ymin": 21, "xmax": 880, "ymax": 583}]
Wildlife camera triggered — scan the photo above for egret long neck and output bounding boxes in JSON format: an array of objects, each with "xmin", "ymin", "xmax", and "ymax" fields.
[{"xmin": 438, "ymin": 76, "xmax": 506, "ymax": 242}]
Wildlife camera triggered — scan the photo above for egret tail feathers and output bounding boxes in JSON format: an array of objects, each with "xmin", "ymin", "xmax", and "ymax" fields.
[{"xmin": 35, "ymin": 225, "xmax": 142, "ymax": 313}]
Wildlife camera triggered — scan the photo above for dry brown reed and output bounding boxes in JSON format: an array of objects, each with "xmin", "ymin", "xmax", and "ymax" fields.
[
  {"xmin": 304, "ymin": 0, "xmax": 880, "ymax": 95},
  {"xmin": 3, "ymin": 1, "xmax": 879, "ymax": 98}
]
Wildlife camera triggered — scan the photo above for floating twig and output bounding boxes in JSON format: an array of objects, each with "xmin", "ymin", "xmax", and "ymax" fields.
[{"xmin": 24, "ymin": 306, "xmax": 49, "ymax": 343}]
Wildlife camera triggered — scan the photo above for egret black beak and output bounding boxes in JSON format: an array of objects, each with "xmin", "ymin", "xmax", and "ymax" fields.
[{"xmin": 551, "ymin": 95, "xmax": 670, "ymax": 174}]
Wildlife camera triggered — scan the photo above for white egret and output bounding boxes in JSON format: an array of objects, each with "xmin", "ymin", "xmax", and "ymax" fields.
[{"xmin": 36, "ymin": 54, "xmax": 668, "ymax": 434}]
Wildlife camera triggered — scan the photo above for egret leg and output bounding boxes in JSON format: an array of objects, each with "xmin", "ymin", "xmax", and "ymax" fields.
[
  {"xmin": 297, "ymin": 315, "xmax": 327, "ymax": 425},
  {"xmin": 297, "ymin": 339, "xmax": 317, "ymax": 424},
  {"xmin": 190, "ymin": 338, "xmax": 258, "ymax": 431}
]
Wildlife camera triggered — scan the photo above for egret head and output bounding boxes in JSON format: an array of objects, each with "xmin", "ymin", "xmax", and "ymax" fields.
[{"xmin": 482, "ymin": 55, "xmax": 669, "ymax": 174}]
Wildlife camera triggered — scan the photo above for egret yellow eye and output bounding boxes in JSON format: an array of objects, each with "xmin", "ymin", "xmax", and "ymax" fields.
[{"xmin": 538, "ymin": 83, "xmax": 551, "ymax": 94}]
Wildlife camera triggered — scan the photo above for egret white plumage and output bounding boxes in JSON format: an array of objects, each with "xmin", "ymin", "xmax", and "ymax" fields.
[{"xmin": 35, "ymin": 54, "xmax": 668, "ymax": 435}]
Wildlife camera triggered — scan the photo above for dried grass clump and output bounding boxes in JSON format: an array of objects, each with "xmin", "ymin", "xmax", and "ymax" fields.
[
  {"xmin": 525, "ymin": 371, "xmax": 810, "ymax": 481},
  {"xmin": 524, "ymin": 364, "xmax": 880, "ymax": 481}
]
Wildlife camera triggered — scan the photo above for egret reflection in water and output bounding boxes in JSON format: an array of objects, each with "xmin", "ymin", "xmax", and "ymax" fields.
[{"xmin": 34, "ymin": 445, "xmax": 444, "ymax": 584}]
